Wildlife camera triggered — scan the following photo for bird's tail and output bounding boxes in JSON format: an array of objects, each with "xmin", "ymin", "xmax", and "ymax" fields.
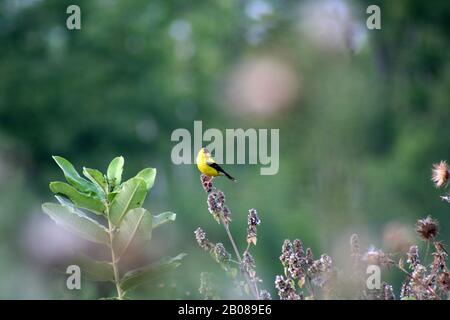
[{"xmin": 223, "ymin": 171, "xmax": 237, "ymax": 182}]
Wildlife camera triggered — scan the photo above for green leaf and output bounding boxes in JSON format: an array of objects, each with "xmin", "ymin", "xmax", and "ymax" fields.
[
  {"xmin": 50, "ymin": 182, "xmax": 106, "ymax": 215},
  {"xmin": 42, "ymin": 203, "xmax": 109, "ymax": 245},
  {"xmin": 55, "ymin": 194, "xmax": 77, "ymax": 209},
  {"xmin": 107, "ymin": 156, "xmax": 124, "ymax": 188},
  {"xmin": 73, "ymin": 253, "xmax": 114, "ymax": 282},
  {"xmin": 107, "ymin": 190, "xmax": 119, "ymax": 203},
  {"xmin": 135, "ymin": 168, "xmax": 156, "ymax": 190},
  {"xmin": 120, "ymin": 253, "xmax": 186, "ymax": 292},
  {"xmin": 83, "ymin": 167, "xmax": 107, "ymax": 194},
  {"xmin": 54, "ymin": 195, "xmax": 91, "ymax": 219},
  {"xmin": 152, "ymin": 211, "xmax": 176, "ymax": 229},
  {"xmin": 114, "ymin": 208, "xmax": 152, "ymax": 256},
  {"xmin": 109, "ymin": 177, "xmax": 147, "ymax": 226},
  {"xmin": 52, "ymin": 156, "xmax": 97, "ymax": 194}
]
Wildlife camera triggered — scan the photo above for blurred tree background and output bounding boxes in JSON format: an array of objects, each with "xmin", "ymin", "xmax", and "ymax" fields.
[{"xmin": 0, "ymin": 0, "xmax": 449, "ymax": 298}]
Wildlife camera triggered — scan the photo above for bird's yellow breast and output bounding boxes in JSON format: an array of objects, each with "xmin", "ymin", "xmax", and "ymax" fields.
[{"xmin": 196, "ymin": 149, "xmax": 220, "ymax": 177}]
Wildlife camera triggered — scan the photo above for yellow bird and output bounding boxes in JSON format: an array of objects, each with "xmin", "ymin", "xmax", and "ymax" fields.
[{"xmin": 196, "ymin": 148, "xmax": 236, "ymax": 181}]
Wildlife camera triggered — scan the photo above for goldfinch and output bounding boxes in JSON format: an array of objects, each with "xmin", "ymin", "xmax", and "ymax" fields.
[{"xmin": 196, "ymin": 148, "xmax": 236, "ymax": 181}]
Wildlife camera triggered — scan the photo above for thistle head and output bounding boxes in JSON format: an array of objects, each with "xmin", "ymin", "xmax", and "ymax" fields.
[
  {"xmin": 432, "ymin": 161, "xmax": 449, "ymax": 188},
  {"xmin": 415, "ymin": 216, "xmax": 439, "ymax": 241}
]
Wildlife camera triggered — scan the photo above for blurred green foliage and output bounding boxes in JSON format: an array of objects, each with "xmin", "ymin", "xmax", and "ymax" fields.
[{"xmin": 0, "ymin": 0, "xmax": 449, "ymax": 299}]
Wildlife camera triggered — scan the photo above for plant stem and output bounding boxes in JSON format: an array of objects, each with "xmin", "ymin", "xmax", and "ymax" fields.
[
  {"xmin": 107, "ymin": 209, "xmax": 124, "ymax": 300},
  {"xmin": 424, "ymin": 240, "xmax": 430, "ymax": 267},
  {"xmin": 220, "ymin": 217, "xmax": 259, "ymax": 299},
  {"xmin": 243, "ymin": 243, "xmax": 260, "ymax": 299},
  {"xmin": 397, "ymin": 266, "xmax": 440, "ymax": 300}
]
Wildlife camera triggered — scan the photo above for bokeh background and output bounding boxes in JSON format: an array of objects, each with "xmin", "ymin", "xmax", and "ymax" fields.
[{"xmin": 0, "ymin": 0, "xmax": 449, "ymax": 299}]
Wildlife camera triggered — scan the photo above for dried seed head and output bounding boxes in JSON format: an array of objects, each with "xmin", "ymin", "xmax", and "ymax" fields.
[
  {"xmin": 407, "ymin": 245, "xmax": 420, "ymax": 268},
  {"xmin": 194, "ymin": 227, "xmax": 214, "ymax": 251},
  {"xmin": 432, "ymin": 161, "xmax": 449, "ymax": 188},
  {"xmin": 409, "ymin": 264, "xmax": 430, "ymax": 299},
  {"xmin": 305, "ymin": 248, "xmax": 314, "ymax": 266},
  {"xmin": 400, "ymin": 282, "xmax": 412, "ymax": 299},
  {"xmin": 242, "ymin": 251, "xmax": 258, "ymax": 281},
  {"xmin": 279, "ymin": 239, "xmax": 307, "ymax": 280},
  {"xmin": 287, "ymin": 254, "xmax": 303, "ymax": 280},
  {"xmin": 274, "ymin": 275, "xmax": 287, "ymax": 291},
  {"xmin": 200, "ymin": 174, "xmax": 214, "ymax": 193},
  {"xmin": 308, "ymin": 254, "xmax": 333, "ymax": 287},
  {"xmin": 411, "ymin": 264, "xmax": 427, "ymax": 282},
  {"xmin": 207, "ymin": 190, "xmax": 225, "ymax": 215},
  {"xmin": 363, "ymin": 248, "xmax": 394, "ymax": 268},
  {"xmin": 286, "ymin": 291, "xmax": 301, "ymax": 300},
  {"xmin": 274, "ymin": 275, "xmax": 300, "ymax": 300},
  {"xmin": 222, "ymin": 206, "xmax": 232, "ymax": 224},
  {"xmin": 213, "ymin": 243, "xmax": 231, "ymax": 263},
  {"xmin": 242, "ymin": 251, "xmax": 255, "ymax": 267},
  {"xmin": 293, "ymin": 239, "xmax": 304, "ymax": 257},
  {"xmin": 321, "ymin": 254, "xmax": 333, "ymax": 270},
  {"xmin": 259, "ymin": 290, "xmax": 272, "ymax": 300},
  {"xmin": 415, "ymin": 216, "xmax": 439, "ymax": 241},
  {"xmin": 432, "ymin": 243, "xmax": 448, "ymax": 272},
  {"xmin": 383, "ymin": 283, "xmax": 395, "ymax": 300},
  {"xmin": 280, "ymin": 240, "xmax": 292, "ymax": 266},
  {"xmin": 437, "ymin": 272, "xmax": 450, "ymax": 293},
  {"xmin": 248, "ymin": 208, "xmax": 261, "ymax": 226},
  {"xmin": 247, "ymin": 208, "xmax": 261, "ymax": 245},
  {"xmin": 281, "ymin": 239, "xmax": 292, "ymax": 252},
  {"xmin": 286, "ymin": 239, "xmax": 306, "ymax": 279}
]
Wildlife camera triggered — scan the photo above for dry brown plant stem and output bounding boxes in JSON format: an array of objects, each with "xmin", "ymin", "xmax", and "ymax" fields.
[{"xmin": 220, "ymin": 216, "xmax": 260, "ymax": 299}]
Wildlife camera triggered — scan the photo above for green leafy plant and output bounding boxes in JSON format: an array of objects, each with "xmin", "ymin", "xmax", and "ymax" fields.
[{"xmin": 42, "ymin": 156, "xmax": 185, "ymax": 299}]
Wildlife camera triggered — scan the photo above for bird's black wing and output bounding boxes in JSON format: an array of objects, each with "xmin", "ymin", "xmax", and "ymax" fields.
[{"xmin": 208, "ymin": 162, "xmax": 236, "ymax": 181}]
